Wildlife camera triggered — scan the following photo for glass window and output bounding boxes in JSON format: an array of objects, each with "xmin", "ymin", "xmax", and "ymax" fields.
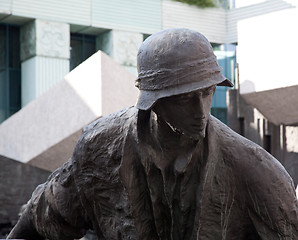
[
  {"xmin": 211, "ymin": 108, "xmax": 227, "ymax": 124},
  {"xmin": 70, "ymin": 33, "xmax": 96, "ymax": 70},
  {"xmin": 84, "ymin": 40, "xmax": 96, "ymax": 60},
  {"xmin": 211, "ymin": 43, "xmax": 236, "ymax": 123},
  {"xmin": 9, "ymin": 70, "xmax": 21, "ymax": 115},
  {"xmin": 0, "ymin": 25, "xmax": 6, "ymax": 68},
  {"xmin": 212, "ymin": 43, "xmax": 236, "ymax": 84},
  {"xmin": 70, "ymin": 38, "xmax": 82, "ymax": 70},
  {"xmin": 9, "ymin": 26, "xmax": 21, "ymax": 69},
  {"xmin": 0, "ymin": 70, "xmax": 8, "ymax": 123},
  {"xmin": 143, "ymin": 34, "xmax": 151, "ymax": 41},
  {"xmin": 0, "ymin": 24, "xmax": 21, "ymax": 124}
]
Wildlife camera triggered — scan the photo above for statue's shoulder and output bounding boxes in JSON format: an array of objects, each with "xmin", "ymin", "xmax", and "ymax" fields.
[
  {"xmin": 209, "ymin": 115, "xmax": 291, "ymax": 179},
  {"xmin": 208, "ymin": 115, "xmax": 256, "ymax": 152},
  {"xmin": 82, "ymin": 106, "xmax": 138, "ymax": 140},
  {"xmin": 73, "ymin": 107, "xmax": 138, "ymax": 159},
  {"xmin": 209, "ymin": 115, "xmax": 268, "ymax": 157},
  {"xmin": 209, "ymin": 115, "xmax": 294, "ymax": 190}
]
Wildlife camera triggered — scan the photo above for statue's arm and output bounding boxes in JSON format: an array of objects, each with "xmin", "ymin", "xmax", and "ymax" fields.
[
  {"xmin": 7, "ymin": 158, "xmax": 89, "ymax": 240},
  {"xmin": 6, "ymin": 202, "xmax": 44, "ymax": 240},
  {"xmin": 246, "ymin": 148, "xmax": 298, "ymax": 239},
  {"xmin": 7, "ymin": 108, "xmax": 136, "ymax": 240}
]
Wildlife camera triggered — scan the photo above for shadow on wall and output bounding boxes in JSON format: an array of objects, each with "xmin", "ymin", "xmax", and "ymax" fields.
[
  {"xmin": 284, "ymin": 127, "xmax": 298, "ymax": 185},
  {"xmin": 227, "ymin": 89, "xmax": 298, "ymax": 186},
  {"xmin": 235, "ymin": 88, "xmax": 263, "ymax": 146},
  {"xmin": 285, "ymin": 152, "xmax": 298, "ymax": 185}
]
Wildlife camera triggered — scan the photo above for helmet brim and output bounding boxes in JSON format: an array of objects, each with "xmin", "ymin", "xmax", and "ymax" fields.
[{"xmin": 136, "ymin": 74, "xmax": 233, "ymax": 110}]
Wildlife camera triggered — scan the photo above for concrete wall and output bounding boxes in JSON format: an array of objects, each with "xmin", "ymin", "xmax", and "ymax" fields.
[
  {"xmin": 0, "ymin": 155, "xmax": 50, "ymax": 236},
  {"xmin": 1, "ymin": 0, "xmax": 295, "ymax": 44},
  {"xmin": 284, "ymin": 126, "xmax": 298, "ymax": 184},
  {"xmin": 228, "ymin": 1, "xmax": 298, "ymax": 186},
  {"xmin": 4, "ymin": 0, "xmax": 91, "ymax": 25},
  {"xmin": 21, "ymin": 19, "xmax": 70, "ymax": 106},
  {"xmin": 227, "ymin": 89, "xmax": 298, "ymax": 185},
  {"xmin": 0, "ymin": 0, "xmax": 161, "ymax": 34},
  {"xmin": 162, "ymin": 0, "xmax": 226, "ymax": 43},
  {"xmin": 96, "ymin": 30, "xmax": 143, "ymax": 75},
  {"xmin": 92, "ymin": 0, "xmax": 162, "ymax": 34}
]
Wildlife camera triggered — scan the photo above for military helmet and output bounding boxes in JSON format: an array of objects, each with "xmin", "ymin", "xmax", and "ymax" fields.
[{"xmin": 135, "ymin": 28, "xmax": 233, "ymax": 110}]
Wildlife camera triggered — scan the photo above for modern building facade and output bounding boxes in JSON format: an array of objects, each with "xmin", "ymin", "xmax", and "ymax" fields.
[
  {"xmin": 227, "ymin": 0, "xmax": 298, "ymax": 184},
  {"xmin": 1, "ymin": 0, "xmax": 294, "ymax": 124},
  {"xmin": 1, "ymin": 0, "xmax": 298, "ymax": 236},
  {"xmin": 0, "ymin": 0, "xmax": 240, "ymax": 125}
]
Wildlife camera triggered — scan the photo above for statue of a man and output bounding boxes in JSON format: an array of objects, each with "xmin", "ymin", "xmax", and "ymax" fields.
[{"xmin": 8, "ymin": 28, "xmax": 298, "ymax": 240}]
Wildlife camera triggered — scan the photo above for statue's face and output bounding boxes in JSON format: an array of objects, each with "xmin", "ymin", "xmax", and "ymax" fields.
[{"xmin": 153, "ymin": 85, "xmax": 216, "ymax": 140}]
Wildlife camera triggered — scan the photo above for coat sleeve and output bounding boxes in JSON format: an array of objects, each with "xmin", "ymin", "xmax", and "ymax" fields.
[
  {"xmin": 7, "ymin": 107, "xmax": 137, "ymax": 240},
  {"xmin": 245, "ymin": 146, "xmax": 298, "ymax": 239},
  {"xmin": 7, "ymin": 158, "xmax": 90, "ymax": 240}
]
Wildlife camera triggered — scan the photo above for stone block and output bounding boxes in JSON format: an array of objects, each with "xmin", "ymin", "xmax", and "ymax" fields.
[
  {"xmin": 20, "ymin": 19, "xmax": 70, "ymax": 61},
  {"xmin": 97, "ymin": 30, "xmax": 143, "ymax": 69},
  {"xmin": 0, "ymin": 51, "xmax": 138, "ymax": 171}
]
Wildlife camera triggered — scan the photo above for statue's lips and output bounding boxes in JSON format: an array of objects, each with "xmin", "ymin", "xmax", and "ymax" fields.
[
  {"xmin": 190, "ymin": 117, "xmax": 206, "ymax": 130},
  {"xmin": 190, "ymin": 123, "xmax": 205, "ymax": 131}
]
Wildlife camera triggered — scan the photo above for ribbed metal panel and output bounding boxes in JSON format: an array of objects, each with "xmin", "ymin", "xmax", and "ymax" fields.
[
  {"xmin": 162, "ymin": 0, "xmax": 226, "ymax": 43},
  {"xmin": 12, "ymin": 0, "xmax": 91, "ymax": 25},
  {"xmin": 22, "ymin": 57, "xmax": 36, "ymax": 107},
  {"xmin": 226, "ymin": 0, "xmax": 294, "ymax": 43},
  {"xmin": 35, "ymin": 56, "xmax": 69, "ymax": 98},
  {"xmin": 0, "ymin": 0, "xmax": 12, "ymax": 14},
  {"xmin": 92, "ymin": 0, "xmax": 162, "ymax": 34},
  {"xmin": 22, "ymin": 56, "xmax": 67, "ymax": 105}
]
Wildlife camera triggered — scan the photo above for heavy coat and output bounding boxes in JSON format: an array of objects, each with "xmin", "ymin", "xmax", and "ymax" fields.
[{"xmin": 8, "ymin": 107, "xmax": 298, "ymax": 240}]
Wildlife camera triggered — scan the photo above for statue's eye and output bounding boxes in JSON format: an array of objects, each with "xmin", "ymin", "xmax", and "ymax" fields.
[
  {"xmin": 177, "ymin": 93, "xmax": 193, "ymax": 104},
  {"xmin": 202, "ymin": 86, "xmax": 215, "ymax": 96}
]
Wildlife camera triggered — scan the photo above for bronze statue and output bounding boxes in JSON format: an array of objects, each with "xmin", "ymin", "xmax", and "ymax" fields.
[{"xmin": 8, "ymin": 28, "xmax": 298, "ymax": 240}]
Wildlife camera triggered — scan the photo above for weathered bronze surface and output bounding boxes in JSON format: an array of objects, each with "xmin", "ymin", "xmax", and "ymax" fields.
[{"xmin": 8, "ymin": 28, "xmax": 298, "ymax": 240}]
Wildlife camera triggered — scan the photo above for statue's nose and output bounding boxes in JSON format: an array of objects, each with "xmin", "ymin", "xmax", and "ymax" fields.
[{"xmin": 193, "ymin": 94, "xmax": 205, "ymax": 119}]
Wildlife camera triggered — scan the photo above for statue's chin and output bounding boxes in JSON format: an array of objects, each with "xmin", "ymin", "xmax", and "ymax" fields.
[
  {"xmin": 163, "ymin": 119, "xmax": 206, "ymax": 141},
  {"xmin": 178, "ymin": 128, "xmax": 206, "ymax": 141},
  {"xmin": 188, "ymin": 132, "xmax": 205, "ymax": 141}
]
